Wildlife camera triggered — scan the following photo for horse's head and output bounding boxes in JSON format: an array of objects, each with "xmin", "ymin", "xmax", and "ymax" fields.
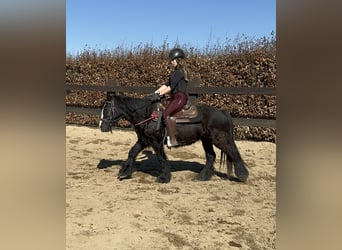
[{"xmin": 99, "ymin": 92, "xmax": 121, "ymax": 132}]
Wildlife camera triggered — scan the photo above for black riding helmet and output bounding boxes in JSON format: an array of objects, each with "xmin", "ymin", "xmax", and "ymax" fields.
[{"xmin": 168, "ymin": 48, "xmax": 185, "ymax": 61}]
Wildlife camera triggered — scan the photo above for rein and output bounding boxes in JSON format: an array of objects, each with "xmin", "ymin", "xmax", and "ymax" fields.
[
  {"xmin": 132, "ymin": 96, "xmax": 166, "ymax": 126},
  {"xmin": 135, "ymin": 111, "xmax": 158, "ymax": 126}
]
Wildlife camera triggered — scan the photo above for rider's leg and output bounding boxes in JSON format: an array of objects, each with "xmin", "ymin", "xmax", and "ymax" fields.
[{"xmin": 165, "ymin": 116, "xmax": 178, "ymax": 147}]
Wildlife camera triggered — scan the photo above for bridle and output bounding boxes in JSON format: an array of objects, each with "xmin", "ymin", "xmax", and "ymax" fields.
[{"xmin": 100, "ymin": 99, "xmax": 118, "ymax": 131}]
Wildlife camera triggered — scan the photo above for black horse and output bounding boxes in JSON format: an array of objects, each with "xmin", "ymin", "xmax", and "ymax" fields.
[{"xmin": 99, "ymin": 92, "xmax": 249, "ymax": 183}]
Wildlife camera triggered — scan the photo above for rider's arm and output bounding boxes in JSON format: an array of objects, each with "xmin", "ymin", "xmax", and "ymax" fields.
[{"xmin": 155, "ymin": 85, "xmax": 170, "ymax": 95}]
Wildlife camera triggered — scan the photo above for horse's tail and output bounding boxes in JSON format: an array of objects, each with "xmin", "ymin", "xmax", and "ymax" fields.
[{"xmin": 221, "ymin": 110, "xmax": 249, "ymax": 182}]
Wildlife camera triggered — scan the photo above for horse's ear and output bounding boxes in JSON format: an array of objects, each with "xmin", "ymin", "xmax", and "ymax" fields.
[{"xmin": 106, "ymin": 92, "xmax": 115, "ymax": 100}]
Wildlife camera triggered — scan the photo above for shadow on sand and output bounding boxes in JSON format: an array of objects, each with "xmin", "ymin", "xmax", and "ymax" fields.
[{"xmin": 97, "ymin": 150, "xmax": 230, "ymax": 180}]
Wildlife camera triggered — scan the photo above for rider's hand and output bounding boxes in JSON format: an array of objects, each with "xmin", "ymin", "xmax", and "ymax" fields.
[{"xmin": 147, "ymin": 92, "xmax": 160, "ymax": 102}]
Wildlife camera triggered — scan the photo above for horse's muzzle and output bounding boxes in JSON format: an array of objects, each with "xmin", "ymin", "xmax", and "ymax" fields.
[{"xmin": 99, "ymin": 119, "xmax": 112, "ymax": 132}]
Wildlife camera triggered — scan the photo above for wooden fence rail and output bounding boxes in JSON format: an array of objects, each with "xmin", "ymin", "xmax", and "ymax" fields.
[
  {"xmin": 65, "ymin": 81, "xmax": 276, "ymax": 96},
  {"xmin": 66, "ymin": 79, "xmax": 276, "ymax": 128}
]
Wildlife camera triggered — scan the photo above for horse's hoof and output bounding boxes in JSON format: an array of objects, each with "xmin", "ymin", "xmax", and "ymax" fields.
[
  {"xmin": 196, "ymin": 175, "xmax": 211, "ymax": 181},
  {"xmin": 227, "ymin": 176, "xmax": 239, "ymax": 182},
  {"xmin": 197, "ymin": 169, "xmax": 214, "ymax": 181},
  {"xmin": 155, "ymin": 175, "xmax": 171, "ymax": 183},
  {"xmin": 196, "ymin": 173, "xmax": 213, "ymax": 181},
  {"xmin": 117, "ymin": 174, "xmax": 132, "ymax": 180}
]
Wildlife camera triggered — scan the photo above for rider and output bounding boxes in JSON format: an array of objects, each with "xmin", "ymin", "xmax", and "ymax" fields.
[{"xmin": 151, "ymin": 48, "xmax": 189, "ymax": 147}]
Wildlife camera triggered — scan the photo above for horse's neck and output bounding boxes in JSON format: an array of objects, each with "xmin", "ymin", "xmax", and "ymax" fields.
[{"xmin": 122, "ymin": 96, "xmax": 152, "ymax": 124}]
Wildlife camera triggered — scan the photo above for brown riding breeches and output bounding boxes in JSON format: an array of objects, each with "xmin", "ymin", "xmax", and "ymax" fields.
[{"xmin": 162, "ymin": 92, "xmax": 188, "ymax": 119}]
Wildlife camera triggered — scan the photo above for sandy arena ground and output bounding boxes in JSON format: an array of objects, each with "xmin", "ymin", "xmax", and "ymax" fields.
[{"xmin": 66, "ymin": 125, "xmax": 276, "ymax": 249}]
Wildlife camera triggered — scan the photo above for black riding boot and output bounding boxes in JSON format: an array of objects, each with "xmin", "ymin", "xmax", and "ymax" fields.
[{"xmin": 165, "ymin": 116, "xmax": 179, "ymax": 147}]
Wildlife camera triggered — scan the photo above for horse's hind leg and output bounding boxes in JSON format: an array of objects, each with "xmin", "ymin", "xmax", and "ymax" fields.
[
  {"xmin": 226, "ymin": 154, "xmax": 235, "ymax": 180},
  {"xmin": 220, "ymin": 151, "xmax": 233, "ymax": 180},
  {"xmin": 197, "ymin": 138, "xmax": 216, "ymax": 181},
  {"xmin": 215, "ymin": 110, "xmax": 249, "ymax": 182},
  {"xmin": 215, "ymin": 136, "xmax": 249, "ymax": 182},
  {"xmin": 227, "ymin": 157, "xmax": 234, "ymax": 179},
  {"xmin": 118, "ymin": 140, "xmax": 146, "ymax": 180}
]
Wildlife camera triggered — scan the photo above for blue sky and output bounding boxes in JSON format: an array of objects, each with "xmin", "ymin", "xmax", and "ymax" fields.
[{"xmin": 66, "ymin": 0, "xmax": 276, "ymax": 55}]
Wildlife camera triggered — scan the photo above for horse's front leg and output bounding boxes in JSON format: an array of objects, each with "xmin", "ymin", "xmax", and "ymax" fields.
[
  {"xmin": 198, "ymin": 139, "xmax": 216, "ymax": 181},
  {"xmin": 118, "ymin": 140, "xmax": 146, "ymax": 180},
  {"xmin": 152, "ymin": 143, "xmax": 171, "ymax": 183}
]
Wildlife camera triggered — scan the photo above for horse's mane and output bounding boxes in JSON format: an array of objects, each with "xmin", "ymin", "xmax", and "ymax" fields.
[{"xmin": 116, "ymin": 94, "xmax": 152, "ymax": 114}]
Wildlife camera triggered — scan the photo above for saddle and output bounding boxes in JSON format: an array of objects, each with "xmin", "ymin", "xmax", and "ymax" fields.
[{"xmin": 155, "ymin": 98, "xmax": 202, "ymax": 124}]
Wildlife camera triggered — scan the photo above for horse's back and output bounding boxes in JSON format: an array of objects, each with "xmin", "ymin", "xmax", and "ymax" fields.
[{"xmin": 198, "ymin": 104, "xmax": 230, "ymax": 125}]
